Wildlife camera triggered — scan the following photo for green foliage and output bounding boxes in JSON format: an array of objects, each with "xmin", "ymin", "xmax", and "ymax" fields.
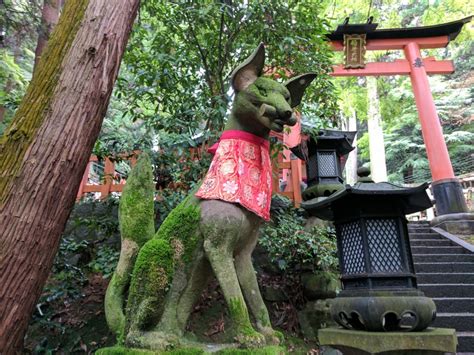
[
  {"xmin": 259, "ymin": 197, "xmax": 338, "ymax": 273},
  {"xmin": 0, "ymin": 1, "xmax": 40, "ymax": 133},
  {"xmin": 155, "ymin": 188, "xmax": 189, "ymax": 224},
  {"xmin": 101, "ymin": 0, "xmax": 338, "ymax": 157},
  {"xmin": 89, "ymin": 245, "xmax": 120, "ymax": 279}
]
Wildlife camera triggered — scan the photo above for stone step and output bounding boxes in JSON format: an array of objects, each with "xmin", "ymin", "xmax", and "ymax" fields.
[
  {"xmin": 419, "ymin": 284, "xmax": 474, "ymax": 298},
  {"xmin": 417, "ymin": 273, "xmax": 474, "ymax": 284},
  {"xmin": 410, "ymin": 239, "xmax": 454, "ymax": 247},
  {"xmin": 409, "ymin": 222, "xmax": 430, "ymax": 226},
  {"xmin": 411, "ymin": 246, "xmax": 469, "ymax": 254},
  {"xmin": 432, "ymin": 313, "xmax": 474, "ymax": 332},
  {"xmin": 456, "ymin": 332, "xmax": 474, "ymax": 353},
  {"xmin": 415, "ymin": 262, "xmax": 474, "ymax": 273},
  {"xmin": 432, "ymin": 298, "xmax": 474, "ymax": 313},
  {"xmin": 408, "ymin": 228, "xmax": 431, "ymax": 233},
  {"xmin": 409, "ymin": 232, "xmax": 443, "ymax": 239},
  {"xmin": 413, "ymin": 254, "xmax": 474, "ymax": 263}
]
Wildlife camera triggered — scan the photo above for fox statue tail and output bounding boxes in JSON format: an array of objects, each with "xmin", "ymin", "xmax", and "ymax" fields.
[{"xmin": 104, "ymin": 153, "xmax": 155, "ymax": 338}]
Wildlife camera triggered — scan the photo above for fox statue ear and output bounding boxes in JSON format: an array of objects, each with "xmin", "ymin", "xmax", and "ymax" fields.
[
  {"xmin": 231, "ymin": 43, "xmax": 265, "ymax": 92},
  {"xmin": 284, "ymin": 73, "xmax": 317, "ymax": 108}
]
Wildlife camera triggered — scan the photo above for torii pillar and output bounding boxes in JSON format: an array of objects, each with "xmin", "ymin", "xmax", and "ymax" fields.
[{"xmin": 328, "ymin": 17, "xmax": 472, "ymax": 217}]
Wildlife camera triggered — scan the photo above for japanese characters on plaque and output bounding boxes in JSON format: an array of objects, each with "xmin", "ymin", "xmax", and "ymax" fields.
[{"xmin": 343, "ymin": 34, "xmax": 366, "ymax": 69}]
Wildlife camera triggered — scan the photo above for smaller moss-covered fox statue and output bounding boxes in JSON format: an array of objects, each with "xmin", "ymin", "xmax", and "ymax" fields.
[{"xmin": 104, "ymin": 43, "xmax": 316, "ymax": 351}]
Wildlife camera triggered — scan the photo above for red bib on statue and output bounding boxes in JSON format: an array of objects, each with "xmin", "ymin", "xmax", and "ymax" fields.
[{"xmin": 195, "ymin": 130, "xmax": 272, "ymax": 221}]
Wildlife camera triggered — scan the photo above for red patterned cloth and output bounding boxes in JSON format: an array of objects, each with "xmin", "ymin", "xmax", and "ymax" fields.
[{"xmin": 195, "ymin": 130, "xmax": 272, "ymax": 221}]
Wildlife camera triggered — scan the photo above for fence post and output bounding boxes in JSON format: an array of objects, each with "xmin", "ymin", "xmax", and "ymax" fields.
[
  {"xmin": 76, "ymin": 161, "xmax": 91, "ymax": 201},
  {"xmin": 101, "ymin": 157, "xmax": 114, "ymax": 199},
  {"xmin": 290, "ymin": 159, "xmax": 302, "ymax": 207}
]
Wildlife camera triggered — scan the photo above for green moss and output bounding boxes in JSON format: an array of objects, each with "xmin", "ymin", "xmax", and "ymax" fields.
[
  {"xmin": 0, "ymin": 0, "xmax": 89, "ymax": 203},
  {"xmin": 228, "ymin": 298, "xmax": 252, "ymax": 330},
  {"xmin": 96, "ymin": 346, "xmax": 157, "ymax": 355},
  {"xmin": 228, "ymin": 298, "xmax": 265, "ymax": 347},
  {"xmin": 154, "ymin": 197, "xmax": 201, "ymax": 264},
  {"xmin": 257, "ymin": 309, "xmax": 271, "ymax": 328},
  {"xmin": 119, "ymin": 153, "xmax": 155, "ymax": 247},
  {"xmin": 96, "ymin": 346, "xmax": 285, "ymax": 355},
  {"xmin": 126, "ymin": 238, "xmax": 175, "ymax": 331},
  {"xmin": 166, "ymin": 349, "xmax": 205, "ymax": 355},
  {"xmin": 123, "ymin": 193, "xmax": 201, "ymax": 334},
  {"xmin": 96, "ymin": 346, "xmax": 205, "ymax": 355},
  {"xmin": 215, "ymin": 346, "xmax": 286, "ymax": 354},
  {"xmin": 104, "ymin": 272, "xmax": 127, "ymax": 340},
  {"xmin": 106, "ymin": 154, "xmax": 154, "ymax": 337}
]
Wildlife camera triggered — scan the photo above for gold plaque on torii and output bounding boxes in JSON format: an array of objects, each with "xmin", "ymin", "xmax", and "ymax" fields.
[{"xmin": 344, "ymin": 34, "xmax": 366, "ymax": 69}]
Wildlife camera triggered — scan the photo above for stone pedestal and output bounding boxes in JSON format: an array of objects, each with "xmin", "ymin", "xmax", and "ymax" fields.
[
  {"xmin": 318, "ymin": 327, "xmax": 457, "ymax": 355},
  {"xmin": 430, "ymin": 212, "xmax": 474, "ymax": 235}
]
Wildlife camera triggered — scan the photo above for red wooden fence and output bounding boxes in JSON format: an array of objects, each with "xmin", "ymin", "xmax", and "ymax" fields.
[{"xmin": 76, "ymin": 150, "xmax": 303, "ymax": 206}]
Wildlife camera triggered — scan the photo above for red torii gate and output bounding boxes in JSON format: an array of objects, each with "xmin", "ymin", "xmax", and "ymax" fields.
[{"xmin": 327, "ymin": 17, "xmax": 472, "ymax": 216}]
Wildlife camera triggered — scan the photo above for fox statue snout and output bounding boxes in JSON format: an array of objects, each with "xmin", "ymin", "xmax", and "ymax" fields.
[{"xmin": 104, "ymin": 43, "xmax": 316, "ymax": 351}]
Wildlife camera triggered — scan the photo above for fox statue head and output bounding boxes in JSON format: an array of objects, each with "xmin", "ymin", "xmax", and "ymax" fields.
[{"xmin": 225, "ymin": 43, "xmax": 316, "ymax": 138}]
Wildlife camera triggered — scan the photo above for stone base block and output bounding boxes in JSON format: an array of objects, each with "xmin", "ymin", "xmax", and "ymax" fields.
[
  {"xmin": 430, "ymin": 212, "xmax": 474, "ymax": 235},
  {"xmin": 318, "ymin": 327, "xmax": 457, "ymax": 355},
  {"xmin": 298, "ymin": 299, "xmax": 336, "ymax": 340},
  {"xmin": 96, "ymin": 345, "xmax": 286, "ymax": 354}
]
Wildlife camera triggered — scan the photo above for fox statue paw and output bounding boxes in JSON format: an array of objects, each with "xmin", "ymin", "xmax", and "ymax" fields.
[
  {"xmin": 125, "ymin": 330, "xmax": 180, "ymax": 351},
  {"xmin": 258, "ymin": 326, "xmax": 284, "ymax": 345},
  {"xmin": 235, "ymin": 326, "xmax": 266, "ymax": 348}
]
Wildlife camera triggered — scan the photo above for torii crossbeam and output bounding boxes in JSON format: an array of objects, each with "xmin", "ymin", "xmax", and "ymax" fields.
[{"xmin": 328, "ymin": 17, "xmax": 472, "ymax": 216}]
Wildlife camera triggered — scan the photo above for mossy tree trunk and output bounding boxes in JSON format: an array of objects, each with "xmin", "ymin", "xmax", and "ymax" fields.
[{"xmin": 0, "ymin": 0, "xmax": 139, "ymax": 351}]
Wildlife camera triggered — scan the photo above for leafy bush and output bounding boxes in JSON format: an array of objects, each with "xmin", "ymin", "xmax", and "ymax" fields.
[
  {"xmin": 88, "ymin": 245, "xmax": 120, "ymax": 279},
  {"xmin": 259, "ymin": 196, "xmax": 338, "ymax": 273}
]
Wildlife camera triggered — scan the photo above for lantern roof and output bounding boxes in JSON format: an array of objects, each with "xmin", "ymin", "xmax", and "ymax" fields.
[
  {"xmin": 327, "ymin": 16, "xmax": 472, "ymax": 44},
  {"xmin": 302, "ymin": 181, "xmax": 432, "ymax": 220}
]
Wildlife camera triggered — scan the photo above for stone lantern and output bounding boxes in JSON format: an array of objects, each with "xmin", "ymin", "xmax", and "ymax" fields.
[
  {"xmin": 291, "ymin": 129, "xmax": 356, "ymax": 201},
  {"xmin": 302, "ymin": 178, "xmax": 436, "ymax": 332}
]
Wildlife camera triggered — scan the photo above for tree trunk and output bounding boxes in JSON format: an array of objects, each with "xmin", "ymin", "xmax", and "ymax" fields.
[
  {"xmin": 33, "ymin": 0, "xmax": 62, "ymax": 73},
  {"xmin": 344, "ymin": 108, "xmax": 358, "ymax": 185},
  {"xmin": 0, "ymin": 0, "xmax": 139, "ymax": 351},
  {"xmin": 367, "ymin": 76, "xmax": 388, "ymax": 182}
]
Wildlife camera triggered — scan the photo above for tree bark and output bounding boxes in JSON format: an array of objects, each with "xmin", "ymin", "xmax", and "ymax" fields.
[
  {"xmin": 367, "ymin": 76, "xmax": 388, "ymax": 182},
  {"xmin": 0, "ymin": 0, "xmax": 139, "ymax": 352},
  {"xmin": 33, "ymin": 0, "xmax": 62, "ymax": 73}
]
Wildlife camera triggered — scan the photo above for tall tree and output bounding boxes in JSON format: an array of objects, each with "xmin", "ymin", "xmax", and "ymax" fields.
[
  {"xmin": 343, "ymin": 108, "xmax": 358, "ymax": 184},
  {"xmin": 367, "ymin": 76, "xmax": 388, "ymax": 182},
  {"xmin": 0, "ymin": 0, "xmax": 139, "ymax": 351}
]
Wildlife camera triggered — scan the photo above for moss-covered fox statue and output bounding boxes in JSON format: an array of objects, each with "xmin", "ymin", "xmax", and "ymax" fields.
[{"xmin": 104, "ymin": 43, "xmax": 316, "ymax": 351}]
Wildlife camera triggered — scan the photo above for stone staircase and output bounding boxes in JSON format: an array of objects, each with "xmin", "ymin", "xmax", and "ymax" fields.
[{"xmin": 409, "ymin": 221, "xmax": 474, "ymax": 353}]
